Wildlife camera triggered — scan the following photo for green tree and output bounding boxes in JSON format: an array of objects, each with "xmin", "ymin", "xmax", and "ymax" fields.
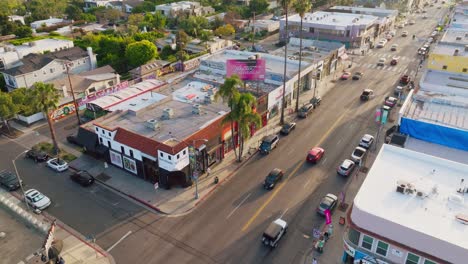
[
  {"xmin": 10, "ymin": 87, "xmax": 36, "ymax": 116},
  {"xmin": 179, "ymin": 16, "xmax": 209, "ymax": 38},
  {"xmin": 125, "ymin": 40, "xmax": 158, "ymax": 67},
  {"xmin": 0, "ymin": 0, "xmax": 24, "ymax": 16},
  {"xmin": 128, "ymin": 13, "xmax": 145, "ymax": 27},
  {"xmin": 294, "ymin": 0, "xmax": 312, "ymax": 112},
  {"xmin": 66, "ymin": 4, "xmax": 84, "ymax": 21},
  {"xmin": 27, "ymin": 0, "xmax": 68, "ymax": 21},
  {"xmin": 14, "ymin": 25, "xmax": 33, "ymax": 38},
  {"xmin": 0, "ymin": 14, "xmax": 18, "ymax": 36},
  {"xmin": 176, "ymin": 29, "xmax": 190, "ymax": 52},
  {"xmin": 215, "ymin": 75, "xmax": 242, "ymax": 161},
  {"xmin": 235, "ymin": 93, "xmax": 261, "ymax": 162},
  {"xmin": 210, "ymin": 16, "xmax": 224, "ymax": 30},
  {"xmin": 278, "ymin": 0, "xmax": 296, "ymax": 124},
  {"xmin": 0, "ymin": 73, "xmax": 6, "ymax": 92},
  {"xmin": 0, "ymin": 91, "xmax": 18, "ymax": 134},
  {"xmin": 102, "ymin": 7, "xmax": 122, "ymax": 23},
  {"xmin": 200, "ymin": 30, "xmax": 213, "ymax": 42},
  {"xmin": 160, "ymin": 45, "xmax": 175, "ymax": 60},
  {"xmin": 247, "ymin": 0, "xmax": 269, "ymax": 17},
  {"xmin": 31, "ymin": 82, "xmax": 60, "ymax": 155},
  {"xmin": 131, "ymin": 1, "xmax": 156, "ymax": 13},
  {"xmin": 214, "ymin": 24, "xmax": 235, "ymax": 38}
]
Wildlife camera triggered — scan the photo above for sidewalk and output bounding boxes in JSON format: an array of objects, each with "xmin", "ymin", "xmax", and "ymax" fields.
[
  {"xmin": 0, "ymin": 189, "xmax": 114, "ymax": 264},
  {"xmin": 67, "ymin": 71, "xmax": 340, "ymax": 216}
]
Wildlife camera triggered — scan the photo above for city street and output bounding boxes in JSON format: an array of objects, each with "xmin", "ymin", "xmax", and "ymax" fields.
[{"xmin": 0, "ymin": 4, "xmax": 450, "ymax": 264}]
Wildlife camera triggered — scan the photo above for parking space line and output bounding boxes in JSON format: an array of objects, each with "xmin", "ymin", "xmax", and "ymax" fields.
[{"xmin": 227, "ymin": 193, "xmax": 251, "ymax": 219}]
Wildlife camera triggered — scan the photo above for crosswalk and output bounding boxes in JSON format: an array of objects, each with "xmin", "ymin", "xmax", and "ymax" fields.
[
  {"xmin": 350, "ymin": 51, "xmax": 418, "ymax": 74},
  {"xmin": 351, "ymin": 62, "xmax": 416, "ymax": 76}
]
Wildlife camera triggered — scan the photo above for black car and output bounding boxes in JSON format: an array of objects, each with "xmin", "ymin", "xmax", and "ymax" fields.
[
  {"xmin": 0, "ymin": 170, "xmax": 21, "ymax": 191},
  {"xmin": 25, "ymin": 149, "xmax": 49, "ymax": 162},
  {"xmin": 310, "ymin": 96, "xmax": 322, "ymax": 108},
  {"xmin": 280, "ymin": 122, "xmax": 296, "ymax": 135},
  {"xmin": 70, "ymin": 171, "xmax": 95, "ymax": 186},
  {"xmin": 352, "ymin": 72, "xmax": 363, "ymax": 80},
  {"xmin": 263, "ymin": 168, "xmax": 283, "ymax": 190}
]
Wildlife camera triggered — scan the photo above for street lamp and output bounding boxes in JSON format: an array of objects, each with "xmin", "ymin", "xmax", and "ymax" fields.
[
  {"xmin": 12, "ymin": 150, "xmax": 29, "ymax": 210},
  {"xmin": 65, "ymin": 62, "xmax": 82, "ymax": 125}
]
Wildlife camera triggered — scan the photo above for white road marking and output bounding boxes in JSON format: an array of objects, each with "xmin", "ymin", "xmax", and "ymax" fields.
[
  {"xmin": 410, "ymin": 70, "xmax": 416, "ymax": 76},
  {"xmin": 107, "ymin": 230, "xmax": 132, "ymax": 252},
  {"xmin": 382, "ymin": 66, "xmax": 388, "ymax": 70},
  {"xmin": 303, "ymin": 178, "xmax": 311, "ymax": 189},
  {"xmin": 322, "ymin": 157, "xmax": 328, "ymax": 165},
  {"xmin": 226, "ymin": 193, "xmax": 251, "ymax": 219},
  {"xmin": 286, "ymin": 148, "xmax": 295, "ymax": 156},
  {"xmin": 337, "ymin": 138, "xmax": 342, "ymax": 145},
  {"xmin": 303, "ymin": 234, "xmax": 310, "ymax": 239},
  {"xmin": 280, "ymin": 207, "xmax": 289, "ymax": 218},
  {"xmin": 403, "ymin": 68, "xmax": 409, "ymax": 74}
]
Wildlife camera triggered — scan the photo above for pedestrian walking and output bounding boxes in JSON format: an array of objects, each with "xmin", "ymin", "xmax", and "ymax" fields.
[
  {"xmin": 207, "ymin": 167, "xmax": 211, "ymax": 176},
  {"xmin": 328, "ymin": 224, "xmax": 334, "ymax": 237},
  {"xmin": 312, "ymin": 258, "xmax": 318, "ymax": 264}
]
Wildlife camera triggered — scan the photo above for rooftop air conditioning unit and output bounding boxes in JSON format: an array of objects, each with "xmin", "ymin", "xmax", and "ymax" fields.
[
  {"xmin": 456, "ymin": 36, "xmax": 462, "ymax": 41},
  {"xmin": 454, "ymin": 49, "xmax": 459, "ymax": 56},
  {"xmin": 145, "ymin": 119, "xmax": 160, "ymax": 131},
  {"xmin": 162, "ymin": 108, "xmax": 174, "ymax": 119},
  {"xmin": 192, "ymin": 104, "xmax": 202, "ymax": 115},
  {"xmin": 204, "ymin": 94, "xmax": 214, "ymax": 103}
]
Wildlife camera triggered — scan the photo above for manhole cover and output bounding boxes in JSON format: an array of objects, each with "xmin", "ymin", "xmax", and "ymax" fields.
[{"xmin": 96, "ymin": 173, "xmax": 111, "ymax": 182}]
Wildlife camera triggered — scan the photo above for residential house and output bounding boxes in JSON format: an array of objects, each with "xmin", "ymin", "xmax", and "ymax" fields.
[
  {"xmin": 129, "ymin": 59, "xmax": 173, "ymax": 81},
  {"xmin": 155, "ymin": 1, "xmax": 214, "ymax": 18},
  {"xmin": 30, "ymin": 18, "xmax": 65, "ymax": 30}
]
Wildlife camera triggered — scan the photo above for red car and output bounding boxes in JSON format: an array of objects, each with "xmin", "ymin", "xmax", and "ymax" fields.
[
  {"xmin": 307, "ymin": 147, "xmax": 325, "ymax": 163},
  {"xmin": 340, "ymin": 71, "xmax": 351, "ymax": 80},
  {"xmin": 400, "ymin": 75, "xmax": 411, "ymax": 85}
]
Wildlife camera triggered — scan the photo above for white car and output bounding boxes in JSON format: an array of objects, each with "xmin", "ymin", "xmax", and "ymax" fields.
[
  {"xmin": 391, "ymin": 44, "xmax": 398, "ymax": 51},
  {"xmin": 351, "ymin": 146, "xmax": 367, "ymax": 164},
  {"xmin": 359, "ymin": 134, "xmax": 375, "ymax": 149},
  {"xmin": 409, "ymin": 20, "xmax": 416, "ymax": 25},
  {"xmin": 377, "ymin": 58, "xmax": 386, "ymax": 66},
  {"xmin": 46, "ymin": 158, "xmax": 69, "ymax": 172},
  {"xmin": 25, "ymin": 189, "xmax": 51, "ymax": 210},
  {"xmin": 402, "ymin": 31, "xmax": 408, "ymax": 37}
]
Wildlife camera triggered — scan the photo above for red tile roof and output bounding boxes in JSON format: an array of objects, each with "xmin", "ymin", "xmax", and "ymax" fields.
[{"xmin": 114, "ymin": 128, "xmax": 161, "ymax": 156}]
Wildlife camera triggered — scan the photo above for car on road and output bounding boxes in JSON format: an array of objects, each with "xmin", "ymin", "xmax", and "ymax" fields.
[
  {"xmin": 298, "ymin": 103, "xmax": 314, "ymax": 118},
  {"xmin": 385, "ymin": 34, "xmax": 393, "ymax": 41},
  {"xmin": 428, "ymin": 37, "xmax": 434, "ymax": 43},
  {"xmin": 316, "ymin": 193, "xmax": 338, "ymax": 216},
  {"xmin": 400, "ymin": 75, "xmax": 411, "ymax": 85},
  {"xmin": 377, "ymin": 58, "xmax": 386, "ymax": 66},
  {"xmin": 70, "ymin": 171, "xmax": 95, "ymax": 187},
  {"xmin": 394, "ymin": 85, "xmax": 404, "ymax": 96},
  {"xmin": 310, "ymin": 96, "xmax": 322, "ymax": 108},
  {"xmin": 263, "ymin": 168, "xmax": 284, "ymax": 190},
  {"xmin": 262, "ymin": 218, "xmax": 287, "ymax": 248},
  {"xmin": 25, "ymin": 189, "xmax": 51, "ymax": 210},
  {"xmin": 25, "ymin": 149, "xmax": 49, "ymax": 162},
  {"xmin": 418, "ymin": 47, "xmax": 428, "ymax": 56},
  {"xmin": 423, "ymin": 15, "xmax": 428, "ymax": 19},
  {"xmin": 409, "ymin": 20, "xmax": 416, "ymax": 25},
  {"xmin": 259, "ymin": 135, "xmax": 279, "ymax": 154},
  {"xmin": 402, "ymin": 31, "xmax": 408, "ymax": 37},
  {"xmin": 376, "ymin": 39, "xmax": 387, "ymax": 48},
  {"xmin": 337, "ymin": 159, "xmax": 356, "ymax": 177},
  {"xmin": 46, "ymin": 158, "xmax": 69, "ymax": 172},
  {"xmin": 351, "ymin": 146, "xmax": 367, "ymax": 164},
  {"xmin": 0, "ymin": 170, "xmax": 21, "ymax": 191},
  {"xmin": 359, "ymin": 134, "xmax": 375, "ymax": 149},
  {"xmin": 307, "ymin": 147, "xmax": 325, "ymax": 163},
  {"xmin": 280, "ymin": 122, "xmax": 296, "ymax": 135},
  {"xmin": 352, "ymin": 72, "xmax": 363, "ymax": 80},
  {"xmin": 360, "ymin": 89, "xmax": 374, "ymax": 101},
  {"xmin": 340, "ymin": 71, "xmax": 351, "ymax": 80},
  {"xmin": 390, "ymin": 44, "xmax": 398, "ymax": 51},
  {"xmin": 391, "ymin": 56, "xmax": 399, "ymax": 65},
  {"xmin": 385, "ymin": 96, "xmax": 398, "ymax": 108},
  {"xmin": 437, "ymin": 6, "xmax": 441, "ymax": 9}
]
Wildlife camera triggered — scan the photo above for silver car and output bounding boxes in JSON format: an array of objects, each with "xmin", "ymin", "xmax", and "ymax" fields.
[{"xmin": 25, "ymin": 189, "xmax": 51, "ymax": 210}]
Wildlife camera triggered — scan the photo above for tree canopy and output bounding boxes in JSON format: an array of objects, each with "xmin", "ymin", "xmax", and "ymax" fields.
[{"xmin": 125, "ymin": 40, "xmax": 158, "ymax": 68}]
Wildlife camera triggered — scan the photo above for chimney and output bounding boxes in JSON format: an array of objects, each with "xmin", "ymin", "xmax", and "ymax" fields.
[{"xmin": 87, "ymin": 47, "xmax": 97, "ymax": 69}]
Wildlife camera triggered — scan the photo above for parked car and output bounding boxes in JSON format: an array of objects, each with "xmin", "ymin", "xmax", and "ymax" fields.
[
  {"xmin": 418, "ymin": 47, "xmax": 428, "ymax": 56},
  {"xmin": 46, "ymin": 158, "xmax": 69, "ymax": 172},
  {"xmin": 376, "ymin": 40, "xmax": 387, "ymax": 48},
  {"xmin": 298, "ymin": 103, "xmax": 314, "ymax": 118},
  {"xmin": 259, "ymin": 135, "xmax": 279, "ymax": 154},
  {"xmin": 70, "ymin": 171, "xmax": 95, "ymax": 187},
  {"xmin": 377, "ymin": 58, "xmax": 386, "ymax": 66},
  {"xmin": 394, "ymin": 85, "xmax": 404, "ymax": 96},
  {"xmin": 359, "ymin": 134, "xmax": 375, "ymax": 149},
  {"xmin": 391, "ymin": 56, "xmax": 399, "ymax": 65},
  {"xmin": 340, "ymin": 71, "xmax": 351, "ymax": 80},
  {"xmin": 390, "ymin": 44, "xmax": 398, "ymax": 51},
  {"xmin": 409, "ymin": 20, "xmax": 416, "ymax": 25},
  {"xmin": 25, "ymin": 149, "xmax": 49, "ymax": 162},
  {"xmin": 25, "ymin": 189, "xmax": 51, "ymax": 210},
  {"xmin": 337, "ymin": 159, "xmax": 356, "ymax": 177},
  {"xmin": 262, "ymin": 218, "xmax": 287, "ymax": 248},
  {"xmin": 310, "ymin": 96, "xmax": 322, "ymax": 108},
  {"xmin": 402, "ymin": 31, "xmax": 408, "ymax": 37},
  {"xmin": 360, "ymin": 89, "xmax": 374, "ymax": 101},
  {"xmin": 316, "ymin": 193, "xmax": 338, "ymax": 216},
  {"xmin": 0, "ymin": 170, "xmax": 21, "ymax": 191},
  {"xmin": 251, "ymin": 44, "xmax": 268, "ymax": 53},
  {"xmin": 263, "ymin": 168, "xmax": 284, "ymax": 190},
  {"xmin": 306, "ymin": 147, "xmax": 325, "ymax": 163},
  {"xmin": 385, "ymin": 96, "xmax": 398, "ymax": 108},
  {"xmin": 352, "ymin": 72, "xmax": 363, "ymax": 80},
  {"xmin": 280, "ymin": 122, "xmax": 296, "ymax": 135},
  {"xmin": 351, "ymin": 146, "xmax": 367, "ymax": 164},
  {"xmin": 400, "ymin": 75, "xmax": 411, "ymax": 85}
]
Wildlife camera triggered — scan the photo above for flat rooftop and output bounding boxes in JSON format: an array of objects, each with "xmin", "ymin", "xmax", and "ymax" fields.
[
  {"xmin": 96, "ymin": 79, "xmax": 229, "ymax": 143},
  {"xmin": 329, "ymin": 6, "xmax": 398, "ymax": 17},
  {"xmin": 440, "ymin": 28, "xmax": 468, "ymax": 45},
  {"xmin": 271, "ymin": 38, "xmax": 344, "ymax": 64},
  {"xmin": 432, "ymin": 43, "xmax": 468, "ymax": 56},
  {"xmin": 351, "ymin": 144, "xmax": 468, "ymax": 264},
  {"xmin": 285, "ymin": 11, "xmax": 378, "ymax": 28},
  {"xmin": 420, "ymin": 69, "xmax": 468, "ymax": 96}
]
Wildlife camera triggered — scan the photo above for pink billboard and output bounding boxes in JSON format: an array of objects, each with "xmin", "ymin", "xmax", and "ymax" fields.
[{"xmin": 226, "ymin": 59, "xmax": 266, "ymax": 81}]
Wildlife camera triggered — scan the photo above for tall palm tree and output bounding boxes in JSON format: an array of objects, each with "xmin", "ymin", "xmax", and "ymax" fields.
[
  {"xmin": 32, "ymin": 82, "xmax": 60, "ymax": 156},
  {"xmin": 235, "ymin": 93, "xmax": 261, "ymax": 162},
  {"xmin": 294, "ymin": 1, "xmax": 312, "ymax": 112},
  {"xmin": 278, "ymin": 0, "xmax": 296, "ymax": 125},
  {"xmin": 215, "ymin": 75, "xmax": 242, "ymax": 160}
]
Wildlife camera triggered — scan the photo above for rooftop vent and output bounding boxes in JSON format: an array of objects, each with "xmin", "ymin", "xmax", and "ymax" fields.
[
  {"xmin": 145, "ymin": 119, "xmax": 160, "ymax": 131},
  {"xmin": 192, "ymin": 104, "xmax": 202, "ymax": 115},
  {"xmin": 204, "ymin": 94, "xmax": 214, "ymax": 104},
  {"xmin": 162, "ymin": 108, "xmax": 174, "ymax": 119},
  {"xmin": 454, "ymin": 49, "xmax": 459, "ymax": 56},
  {"xmin": 456, "ymin": 36, "xmax": 462, "ymax": 41},
  {"xmin": 396, "ymin": 180, "xmax": 415, "ymax": 195}
]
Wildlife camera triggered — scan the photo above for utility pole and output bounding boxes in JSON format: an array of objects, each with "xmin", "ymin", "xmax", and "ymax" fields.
[
  {"xmin": 251, "ymin": 12, "xmax": 256, "ymax": 50},
  {"xmin": 66, "ymin": 63, "xmax": 82, "ymax": 125}
]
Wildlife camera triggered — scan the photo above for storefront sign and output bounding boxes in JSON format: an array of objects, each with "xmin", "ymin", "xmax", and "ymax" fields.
[
  {"xmin": 226, "ymin": 59, "xmax": 266, "ymax": 81},
  {"xmin": 110, "ymin": 150, "xmax": 123, "ymax": 168},
  {"xmin": 50, "ymin": 102, "xmax": 76, "ymax": 121},
  {"xmin": 123, "ymin": 156, "xmax": 137, "ymax": 174}
]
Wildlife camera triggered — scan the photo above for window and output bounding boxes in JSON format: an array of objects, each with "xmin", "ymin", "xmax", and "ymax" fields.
[
  {"xmin": 108, "ymin": 80, "xmax": 114, "ymax": 86},
  {"xmin": 101, "ymin": 130, "xmax": 105, "ymax": 134},
  {"xmin": 130, "ymin": 150, "xmax": 134, "ymax": 157},
  {"xmin": 121, "ymin": 146, "xmax": 124, "ymax": 153},
  {"xmin": 361, "ymin": 235, "xmax": 373, "ymax": 250},
  {"xmin": 160, "ymin": 153, "xmax": 163, "ymax": 157},
  {"xmin": 108, "ymin": 132, "xmax": 111, "ymax": 136},
  {"xmin": 107, "ymin": 141, "xmax": 111, "ymax": 148},
  {"xmin": 442, "ymin": 65, "xmax": 447, "ymax": 70},
  {"xmin": 43, "ymin": 70, "xmax": 46, "ymax": 75},
  {"xmin": 183, "ymin": 150, "xmax": 187, "ymax": 155},
  {"xmin": 376, "ymin": 241, "xmax": 389, "ymax": 256},
  {"xmin": 424, "ymin": 260, "xmax": 436, "ymax": 264},
  {"xmin": 347, "ymin": 228, "xmax": 360, "ymax": 245},
  {"xmin": 463, "ymin": 68, "xmax": 467, "ymax": 73},
  {"xmin": 95, "ymin": 127, "xmax": 99, "ymax": 132},
  {"xmin": 406, "ymin": 253, "xmax": 420, "ymax": 264},
  {"xmin": 99, "ymin": 138, "xmax": 103, "ymax": 143},
  {"xmin": 34, "ymin": 73, "xmax": 37, "ymax": 77},
  {"xmin": 50, "ymin": 68, "xmax": 54, "ymax": 73},
  {"xmin": 177, "ymin": 154, "xmax": 180, "ymax": 159},
  {"xmin": 168, "ymin": 156, "xmax": 172, "ymax": 160}
]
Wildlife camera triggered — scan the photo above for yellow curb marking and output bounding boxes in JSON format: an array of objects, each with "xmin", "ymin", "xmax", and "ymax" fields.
[{"xmin": 241, "ymin": 113, "xmax": 347, "ymax": 232}]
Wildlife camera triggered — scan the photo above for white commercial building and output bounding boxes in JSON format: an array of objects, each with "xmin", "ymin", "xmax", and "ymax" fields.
[{"xmin": 343, "ymin": 144, "xmax": 468, "ymax": 264}]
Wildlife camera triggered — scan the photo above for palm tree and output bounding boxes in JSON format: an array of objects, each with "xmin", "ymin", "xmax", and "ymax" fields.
[
  {"xmin": 294, "ymin": 1, "xmax": 312, "ymax": 112},
  {"xmin": 235, "ymin": 93, "xmax": 261, "ymax": 162},
  {"xmin": 215, "ymin": 75, "xmax": 242, "ymax": 160},
  {"xmin": 278, "ymin": 0, "xmax": 296, "ymax": 125},
  {"xmin": 32, "ymin": 82, "xmax": 60, "ymax": 156}
]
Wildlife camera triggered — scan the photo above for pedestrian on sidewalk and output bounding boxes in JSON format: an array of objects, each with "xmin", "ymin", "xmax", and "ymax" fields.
[
  {"xmin": 207, "ymin": 167, "xmax": 211, "ymax": 176},
  {"xmin": 312, "ymin": 257, "xmax": 318, "ymax": 264}
]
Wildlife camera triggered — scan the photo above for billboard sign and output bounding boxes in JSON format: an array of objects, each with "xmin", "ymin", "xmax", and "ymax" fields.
[{"xmin": 226, "ymin": 59, "xmax": 266, "ymax": 81}]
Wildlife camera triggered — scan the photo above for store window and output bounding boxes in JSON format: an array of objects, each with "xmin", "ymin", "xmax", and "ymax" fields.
[
  {"xmin": 442, "ymin": 65, "xmax": 447, "ymax": 70},
  {"xmin": 406, "ymin": 253, "xmax": 420, "ymax": 264},
  {"xmin": 376, "ymin": 241, "xmax": 389, "ymax": 256},
  {"xmin": 361, "ymin": 235, "xmax": 373, "ymax": 250},
  {"xmin": 347, "ymin": 227, "xmax": 360, "ymax": 245},
  {"xmin": 424, "ymin": 260, "xmax": 437, "ymax": 264}
]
